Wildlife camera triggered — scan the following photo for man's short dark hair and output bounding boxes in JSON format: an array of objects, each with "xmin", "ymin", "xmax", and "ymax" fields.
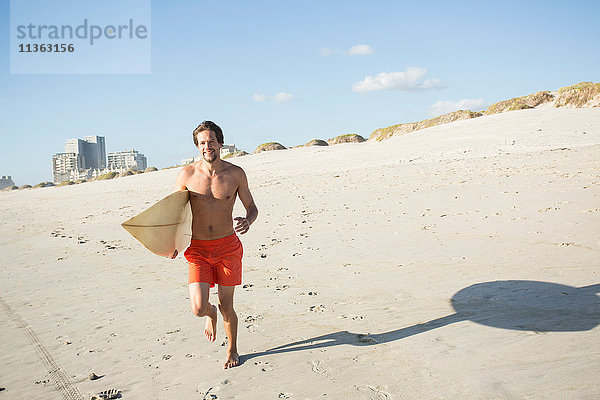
[{"xmin": 193, "ymin": 121, "xmax": 224, "ymax": 146}]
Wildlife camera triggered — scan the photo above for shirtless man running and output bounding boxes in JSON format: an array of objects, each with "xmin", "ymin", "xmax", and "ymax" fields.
[{"xmin": 174, "ymin": 121, "xmax": 258, "ymax": 369}]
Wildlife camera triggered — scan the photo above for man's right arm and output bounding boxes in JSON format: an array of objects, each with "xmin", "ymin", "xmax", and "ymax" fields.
[
  {"xmin": 174, "ymin": 165, "xmax": 192, "ymax": 192},
  {"xmin": 234, "ymin": 167, "xmax": 258, "ymax": 235}
]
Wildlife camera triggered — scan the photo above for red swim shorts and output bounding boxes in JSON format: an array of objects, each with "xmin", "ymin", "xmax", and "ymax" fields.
[{"xmin": 184, "ymin": 233, "xmax": 243, "ymax": 287}]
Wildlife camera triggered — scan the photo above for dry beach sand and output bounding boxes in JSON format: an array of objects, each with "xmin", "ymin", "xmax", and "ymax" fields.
[{"xmin": 1, "ymin": 106, "xmax": 599, "ymax": 399}]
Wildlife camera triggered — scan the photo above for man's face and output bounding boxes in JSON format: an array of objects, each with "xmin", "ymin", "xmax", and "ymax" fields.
[{"xmin": 196, "ymin": 130, "xmax": 222, "ymax": 163}]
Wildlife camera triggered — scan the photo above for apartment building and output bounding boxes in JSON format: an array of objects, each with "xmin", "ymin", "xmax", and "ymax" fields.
[
  {"xmin": 0, "ymin": 175, "xmax": 15, "ymax": 190},
  {"xmin": 52, "ymin": 135, "xmax": 106, "ymax": 183},
  {"xmin": 107, "ymin": 149, "xmax": 147, "ymax": 171},
  {"xmin": 64, "ymin": 135, "xmax": 106, "ymax": 170}
]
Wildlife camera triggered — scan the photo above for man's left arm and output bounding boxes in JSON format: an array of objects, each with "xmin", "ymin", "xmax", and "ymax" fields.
[{"xmin": 234, "ymin": 168, "xmax": 258, "ymax": 235}]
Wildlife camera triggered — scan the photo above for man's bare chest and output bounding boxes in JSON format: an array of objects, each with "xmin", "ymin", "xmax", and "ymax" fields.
[{"xmin": 188, "ymin": 175, "xmax": 237, "ymax": 202}]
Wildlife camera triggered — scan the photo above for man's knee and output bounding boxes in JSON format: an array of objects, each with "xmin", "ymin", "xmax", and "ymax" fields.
[
  {"xmin": 218, "ymin": 301, "xmax": 236, "ymax": 319},
  {"xmin": 191, "ymin": 303, "xmax": 211, "ymax": 317}
]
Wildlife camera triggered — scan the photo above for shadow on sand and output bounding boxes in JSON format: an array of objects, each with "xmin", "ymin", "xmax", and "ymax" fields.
[{"xmin": 242, "ymin": 280, "xmax": 600, "ymax": 363}]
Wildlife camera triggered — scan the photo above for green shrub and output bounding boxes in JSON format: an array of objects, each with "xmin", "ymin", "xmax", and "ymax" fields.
[
  {"xmin": 57, "ymin": 181, "xmax": 75, "ymax": 187},
  {"xmin": 254, "ymin": 142, "xmax": 286, "ymax": 153},
  {"xmin": 96, "ymin": 172, "xmax": 119, "ymax": 180},
  {"xmin": 33, "ymin": 182, "xmax": 55, "ymax": 188}
]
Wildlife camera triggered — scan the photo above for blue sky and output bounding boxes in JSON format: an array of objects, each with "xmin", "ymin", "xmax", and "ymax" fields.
[{"xmin": 1, "ymin": 0, "xmax": 599, "ymax": 185}]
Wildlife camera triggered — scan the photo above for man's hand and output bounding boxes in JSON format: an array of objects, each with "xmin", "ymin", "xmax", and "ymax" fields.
[{"xmin": 234, "ymin": 217, "xmax": 250, "ymax": 234}]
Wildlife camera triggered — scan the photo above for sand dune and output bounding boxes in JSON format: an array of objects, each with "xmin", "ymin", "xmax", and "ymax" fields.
[{"xmin": 1, "ymin": 107, "xmax": 599, "ymax": 399}]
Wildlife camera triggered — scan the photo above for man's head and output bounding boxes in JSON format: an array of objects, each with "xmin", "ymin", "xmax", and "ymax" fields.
[
  {"xmin": 193, "ymin": 121, "xmax": 223, "ymax": 163},
  {"xmin": 193, "ymin": 121, "xmax": 223, "ymax": 146}
]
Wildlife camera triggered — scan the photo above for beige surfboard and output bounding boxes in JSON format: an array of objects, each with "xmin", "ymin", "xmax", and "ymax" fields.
[{"xmin": 121, "ymin": 190, "xmax": 192, "ymax": 258}]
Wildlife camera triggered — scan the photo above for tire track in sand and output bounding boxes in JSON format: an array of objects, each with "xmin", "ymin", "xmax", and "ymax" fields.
[{"xmin": 0, "ymin": 295, "xmax": 83, "ymax": 400}]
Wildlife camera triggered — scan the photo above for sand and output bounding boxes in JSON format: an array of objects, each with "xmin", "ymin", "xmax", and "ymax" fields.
[{"xmin": 0, "ymin": 107, "xmax": 599, "ymax": 399}]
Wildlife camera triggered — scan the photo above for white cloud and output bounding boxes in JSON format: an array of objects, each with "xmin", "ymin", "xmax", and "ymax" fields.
[
  {"xmin": 253, "ymin": 92, "xmax": 294, "ymax": 103},
  {"xmin": 320, "ymin": 43, "xmax": 374, "ymax": 56},
  {"xmin": 344, "ymin": 44, "xmax": 374, "ymax": 56},
  {"xmin": 273, "ymin": 92, "xmax": 294, "ymax": 103},
  {"xmin": 429, "ymin": 98, "xmax": 487, "ymax": 115},
  {"xmin": 352, "ymin": 67, "xmax": 446, "ymax": 93}
]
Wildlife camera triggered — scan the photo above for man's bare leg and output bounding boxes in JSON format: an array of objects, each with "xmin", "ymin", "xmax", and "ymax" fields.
[
  {"xmin": 218, "ymin": 285, "xmax": 239, "ymax": 369},
  {"xmin": 189, "ymin": 282, "xmax": 218, "ymax": 342}
]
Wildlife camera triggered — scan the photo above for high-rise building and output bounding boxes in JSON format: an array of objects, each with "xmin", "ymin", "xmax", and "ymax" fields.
[
  {"xmin": 52, "ymin": 153, "xmax": 83, "ymax": 182},
  {"xmin": 107, "ymin": 149, "xmax": 147, "ymax": 171},
  {"xmin": 64, "ymin": 135, "xmax": 106, "ymax": 169},
  {"xmin": 53, "ymin": 135, "xmax": 106, "ymax": 183},
  {"xmin": 0, "ymin": 176, "xmax": 15, "ymax": 190},
  {"xmin": 83, "ymin": 135, "xmax": 106, "ymax": 169}
]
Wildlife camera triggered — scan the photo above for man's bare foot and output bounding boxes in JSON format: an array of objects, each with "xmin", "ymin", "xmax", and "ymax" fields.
[
  {"xmin": 223, "ymin": 350, "xmax": 239, "ymax": 369},
  {"xmin": 204, "ymin": 305, "xmax": 217, "ymax": 342}
]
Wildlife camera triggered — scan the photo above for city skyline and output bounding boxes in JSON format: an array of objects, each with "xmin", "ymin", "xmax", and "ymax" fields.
[
  {"xmin": 0, "ymin": 175, "xmax": 14, "ymax": 190},
  {"xmin": 51, "ymin": 134, "xmax": 148, "ymax": 184},
  {"xmin": 2, "ymin": 0, "xmax": 600, "ymax": 185}
]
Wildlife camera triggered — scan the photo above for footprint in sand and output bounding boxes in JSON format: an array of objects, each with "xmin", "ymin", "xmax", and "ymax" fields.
[
  {"xmin": 254, "ymin": 361, "xmax": 274, "ymax": 372},
  {"xmin": 356, "ymin": 385, "xmax": 391, "ymax": 400},
  {"xmin": 50, "ymin": 228, "xmax": 65, "ymax": 238},
  {"xmin": 91, "ymin": 389, "xmax": 120, "ymax": 400},
  {"xmin": 198, "ymin": 386, "xmax": 219, "ymax": 399},
  {"xmin": 244, "ymin": 315, "xmax": 262, "ymax": 323},
  {"xmin": 357, "ymin": 334, "xmax": 377, "ymax": 344},
  {"xmin": 309, "ymin": 360, "xmax": 325, "ymax": 374},
  {"xmin": 245, "ymin": 315, "xmax": 263, "ymax": 333},
  {"xmin": 99, "ymin": 239, "xmax": 124, "ymax": 251}
]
